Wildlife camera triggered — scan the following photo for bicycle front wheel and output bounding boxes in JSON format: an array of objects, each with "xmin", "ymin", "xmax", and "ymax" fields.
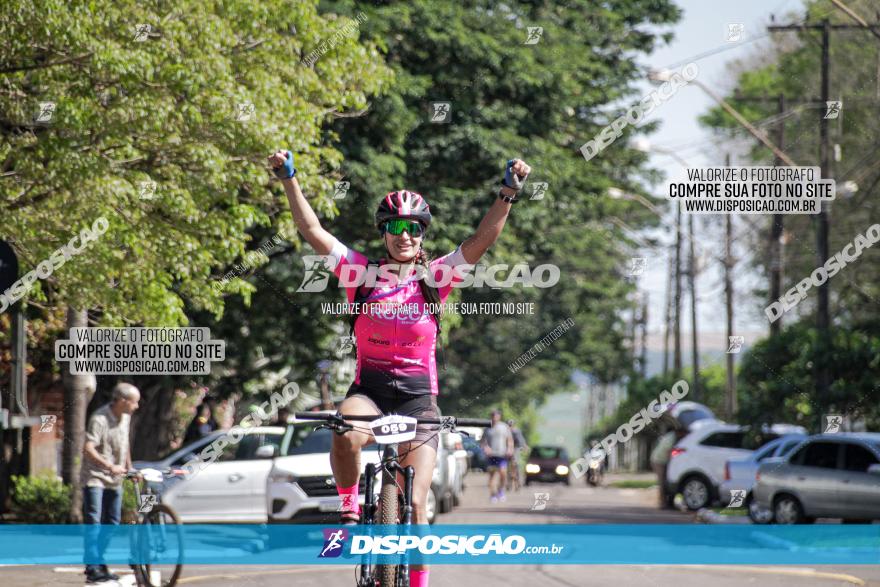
[
  {"xmin": 378, "ymin": 467, "xmax": 399, "ymax": 586},
  {"xmin": 142, "ymin": 504, "xmax": 184, "ymax": 587}
]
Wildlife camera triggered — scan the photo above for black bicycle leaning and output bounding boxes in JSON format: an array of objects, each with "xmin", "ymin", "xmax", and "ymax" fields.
[
  {"xmin": 293, "ymin": 411, "xmax": 492, "ymax": 587},
  {"xmin": 125, "ymin": 468, "xmax": 185, "ymax": 587}
]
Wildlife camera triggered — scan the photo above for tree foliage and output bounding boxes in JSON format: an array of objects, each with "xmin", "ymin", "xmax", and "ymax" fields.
[{"xmin": 1, "ymin": 0, "xmax": 683, "ymax": 459}]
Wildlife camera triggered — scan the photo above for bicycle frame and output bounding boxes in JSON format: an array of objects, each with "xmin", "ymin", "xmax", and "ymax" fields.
[
  {"xmin": 359, "ymin": 444, "xmax": 416, "ymax": 587},
  {"xmin": 126, "ymin": 469, "xmax": 184, "ymax": 587},
  {"xmin": 294, "ymin": 411, "xmax": 492, "ymax": 587}
]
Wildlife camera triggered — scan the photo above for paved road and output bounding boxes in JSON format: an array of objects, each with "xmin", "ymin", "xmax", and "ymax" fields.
[{"xmin": 4, "ymin": 473, "xmax": 879, "ymax": 586}]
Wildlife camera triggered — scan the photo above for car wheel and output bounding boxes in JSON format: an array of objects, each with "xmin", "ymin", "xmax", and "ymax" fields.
[
  {"xmin": 564, "ymin": 475, "xmax": 571, "ymax": 486},
  {"xmin": 681, "ymin": 476, "xmax": 711, "ymax": 511},
  {"xmin": 437, "ymin": 490, "xmax": 453, "ymax": 514},
  {"xmin": 773, "ymin": 494, "xmax": 805, "ymax": 524},
  {"xmin": 746, "ymin": 494, "xmax": 773, "ymax": 525},
  {"xmin": 425, "ymin": 485, "xmax": 437, "ymax": 524}
]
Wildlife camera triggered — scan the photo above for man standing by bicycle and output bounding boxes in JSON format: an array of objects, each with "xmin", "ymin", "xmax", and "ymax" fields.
[
  {"xmin": 269, "ymin": 148, "xmax": 530, "ymax": 587},
  {"xmin": 481, "ymin": 409, "xmax": 514, "ymax": 502},
  {"xmin": 81, "ymin": 382, "xmax": 140, "ymax": 584}
]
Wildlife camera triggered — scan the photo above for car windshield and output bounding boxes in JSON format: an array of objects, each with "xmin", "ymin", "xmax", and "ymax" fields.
[
  {"xmin": 753, "ymin": 440, "xmax": 780, "ymax": 461},
  {"xmin": 159, "ymin": 434, "xmax": 217, "ymax": 463},
  {"xmin": 531, "ymin": 446, "xmax": 563, "ymax": 459},
  {"xmin": 287, "ymin": 428, "xmax": 332, "ymax": 455},
  {"xmin": 677, "ymin": 408, "xmax": 713, "ymax": 429}
]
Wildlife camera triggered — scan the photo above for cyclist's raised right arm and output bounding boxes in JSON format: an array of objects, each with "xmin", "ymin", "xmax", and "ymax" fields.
[{"xmin": 268, "ymin": 150, "xmax": 335, "ymax": 255}]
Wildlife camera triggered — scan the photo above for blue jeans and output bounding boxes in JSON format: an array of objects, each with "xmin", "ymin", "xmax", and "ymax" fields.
[{"xmin": 82, "ymin": 486, "xmax": 122, "ymax": 572}]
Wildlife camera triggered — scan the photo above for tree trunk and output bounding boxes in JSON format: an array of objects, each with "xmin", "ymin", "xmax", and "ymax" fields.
[
  {"xmin": 725, "ymin": 213, "xmax": 737, "ymax": 419},
  {"xmin": 61, "ymin": 306, "xmax": 93, "ymax": 523},
  {"xmin": 129, "ymin": 377, "xmax": 178, "ymax": 461},
  {"xmin": 688, "ymin": 215, "xmax": 700, "ymax": 401},
  {"xmin": 673, "ymin": 206, "xmax": 683, "ymax": 375}
]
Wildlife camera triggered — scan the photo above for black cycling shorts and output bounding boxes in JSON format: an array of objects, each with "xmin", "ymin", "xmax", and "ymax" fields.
[{"xmin": 344, "ymin": 385, "xmax": 441, "ymax": 452}]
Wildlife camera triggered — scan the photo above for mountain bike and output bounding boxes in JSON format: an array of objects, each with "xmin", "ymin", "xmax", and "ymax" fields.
[
  {"xmin": 293, "ymin": 411, "xmax": 492, "ymax": 587},
  {"xmin": 125, "ymin": 469, "xmax": 185, "ymax": 587}
]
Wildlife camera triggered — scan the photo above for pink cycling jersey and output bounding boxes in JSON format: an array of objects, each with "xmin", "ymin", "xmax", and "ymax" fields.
[{"xmin": 329, "ymin": 238, "xmax": 468, "ymax": 396}]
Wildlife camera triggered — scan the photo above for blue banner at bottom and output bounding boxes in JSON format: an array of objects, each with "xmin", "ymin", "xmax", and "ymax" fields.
[{"xmin": 0, "ymin": 524, "xmax": 877, "ymax": 565}]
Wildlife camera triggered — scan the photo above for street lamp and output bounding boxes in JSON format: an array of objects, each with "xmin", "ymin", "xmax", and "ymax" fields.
[
  {"xmin": 646, "ymin": 69, "xmax": 798, "ymax": 166},
  {"xmin": 607, "ymin": 186, "xmax": 664, "ymax": 216}
]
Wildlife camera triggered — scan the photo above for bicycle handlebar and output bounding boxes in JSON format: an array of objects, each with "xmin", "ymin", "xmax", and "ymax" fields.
[{"xmin": 293, "ymin": 411, "xmax": 492, "ymax": 428}]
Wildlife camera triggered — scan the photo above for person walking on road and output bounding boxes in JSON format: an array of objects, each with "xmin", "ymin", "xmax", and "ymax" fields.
[
  {"xmin": 482, "ymin": 409, "xmax": 514, "ymax": 502},
  {"xmin": 81, "ymin": 382, "xmax": 140, "ymax": 584}
]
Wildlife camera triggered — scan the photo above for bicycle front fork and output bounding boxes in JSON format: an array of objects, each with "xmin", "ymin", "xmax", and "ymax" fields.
[{"xmin": 360, "ymin": 452, "xmax": 416, "ymax": 586}]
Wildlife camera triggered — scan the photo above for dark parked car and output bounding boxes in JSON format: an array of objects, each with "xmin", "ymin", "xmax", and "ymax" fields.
[
  {"xmin": 462, "ymin": 436, "xmax": 488, "ymax": 471},
  {"xmin": 525, "ymin": 445, "xmax": 571, "ymax": 485}
]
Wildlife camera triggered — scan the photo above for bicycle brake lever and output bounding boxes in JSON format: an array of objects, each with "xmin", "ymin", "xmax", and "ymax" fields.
[{"xmin": 316, "ymin": 421, "xmax": 354, "ymax": 435}]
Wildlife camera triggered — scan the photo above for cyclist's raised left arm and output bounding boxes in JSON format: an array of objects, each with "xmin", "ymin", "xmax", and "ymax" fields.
[{"xmin": 460, "ymin": 159, "xmax": 531, "ymax": 264}]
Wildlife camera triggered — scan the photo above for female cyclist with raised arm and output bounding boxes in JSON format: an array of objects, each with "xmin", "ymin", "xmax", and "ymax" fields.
[{"xmin": 268, "ymin": 149, "xmax": 530, "ymax": 587}]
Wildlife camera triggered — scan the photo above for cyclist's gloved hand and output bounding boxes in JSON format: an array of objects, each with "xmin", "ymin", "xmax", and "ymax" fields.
[
  {"xmin": 501, "ymin": 158, "xmax": 531, "ymax": 192},
  {"xmin": 269, "ymin": 150, "xmax": 297, "ymax": 179}
]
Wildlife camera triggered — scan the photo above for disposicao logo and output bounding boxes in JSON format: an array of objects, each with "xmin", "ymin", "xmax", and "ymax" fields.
[{"xmin": 319, "ymin": 528, "xmax": 349, "ymax": 558}]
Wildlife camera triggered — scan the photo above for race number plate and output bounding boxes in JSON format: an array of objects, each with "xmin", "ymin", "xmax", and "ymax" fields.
[{"xmin": 369, "ymin": 415, "xmax": 418, "ymax": 444}]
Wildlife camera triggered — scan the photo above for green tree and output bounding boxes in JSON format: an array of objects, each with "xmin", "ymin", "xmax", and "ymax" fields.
[
  {"xmin": 310, "ymin": 0, "xmax": 681, "ymax": 418},
  {"xmin": 0, "ymin": 0, "xmax": 391, "ymax": 517}
]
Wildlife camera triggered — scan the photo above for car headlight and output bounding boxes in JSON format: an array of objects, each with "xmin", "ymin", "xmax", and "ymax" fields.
[
  {"xmin": 268, "ymin": 472, "xmax": 296, "ymax": 484},
  {"xmin": 525, "ymin": 463, "xmax": 541, "ymax": 474},
  {"xmin": 555, "ymin": 465, "xmax": 569, "ymax": 476}
]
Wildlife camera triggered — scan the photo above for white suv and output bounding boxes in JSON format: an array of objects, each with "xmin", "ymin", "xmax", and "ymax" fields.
[
  {"xmin": 134, "ymin": 426, "xmax": 285, "ymax": 523},
  {"xmin": 267, "ymin": 421, "xmax": 381, "ymax": 524},
  {"xmin": 666, "ymin": 421, "xmax": 806, "ymax": 510}
]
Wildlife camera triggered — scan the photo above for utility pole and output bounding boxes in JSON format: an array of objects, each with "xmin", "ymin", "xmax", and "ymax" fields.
[
  {"xmin": 730, "ymin": 89, "xmax": 795, "ymax": 336},
  {"xmin": 673, "ymin": 205, "xmax": 682, "ymax": 376},
  {"xmin": 629, "ymin": 301, "xmax": 638, "ymax": 372},
  {"xmin": 663, "ymin": 253, "xmax": 673, "ymax": 377},
  {"xmin": 724, "ymin": 153, "xmax": 737, "ymax": 419},
  {"xmin": 816, "ymin": 19, "xmax": 832, "ymax": 399},
  {"xmin": 770, "ymin": 93, "xmax": 786, "ymax": 337},
  {"xmin": 688, "ymin": 214, "xmax": 700, "ymax": 401},
  {"xmin": 765, "ymin": 17, "xmax": 880, "ymax": 397},
  {"xmin": 640, "ymin": 293, "xmax": 648, "ymax": 379}
]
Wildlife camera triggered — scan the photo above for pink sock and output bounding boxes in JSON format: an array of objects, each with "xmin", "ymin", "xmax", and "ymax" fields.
[
  {"xmin": 338, "ymin": 482, "xmax": 360, "ymax": 514},
  {"xmin": 409, "ymin": 569, "xmax": 429, "ymax": 587}
]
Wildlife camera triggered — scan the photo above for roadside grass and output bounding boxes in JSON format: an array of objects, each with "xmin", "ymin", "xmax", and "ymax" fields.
[{"xmin": 608, "ymin": 479, "xmax": 657, "ymax": 489}]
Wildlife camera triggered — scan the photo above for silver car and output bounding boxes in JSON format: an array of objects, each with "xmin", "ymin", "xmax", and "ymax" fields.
[
  {"xmin": 720, "ymin": 434, "xmax": 806, "ymax": 523},
  {"xmin": 754, "ymin": 433, "xmax": 880, "ymax": 524}
]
